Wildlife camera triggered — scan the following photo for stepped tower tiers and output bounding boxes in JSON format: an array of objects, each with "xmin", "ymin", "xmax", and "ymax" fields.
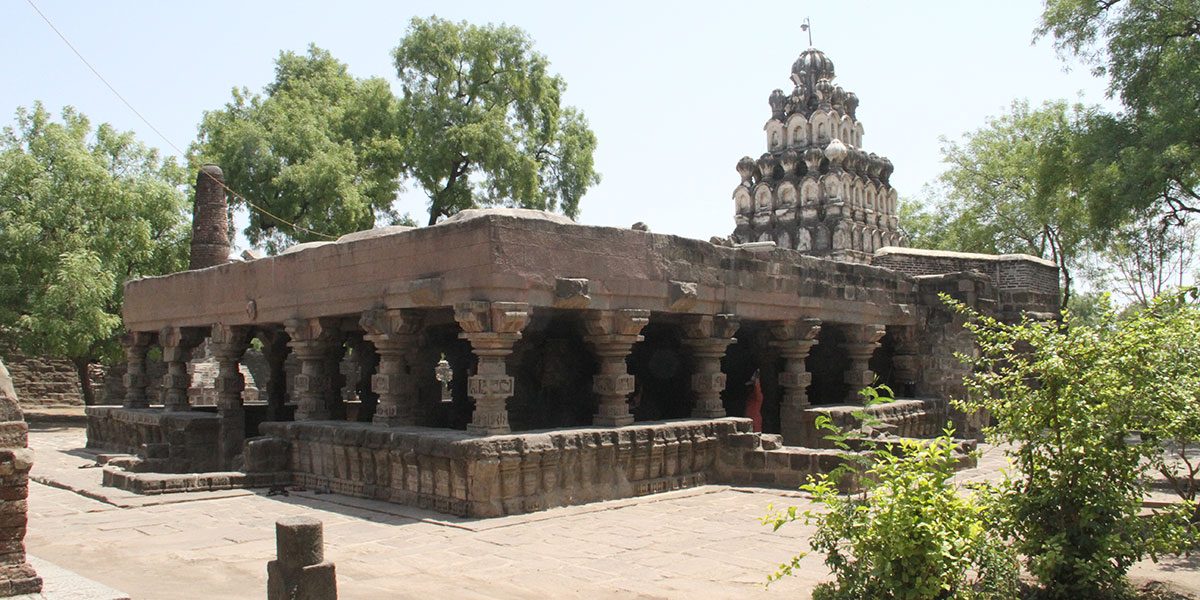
[{"xmin": 731, "ymin": 47, "xmax": 903, "ymax": 263}]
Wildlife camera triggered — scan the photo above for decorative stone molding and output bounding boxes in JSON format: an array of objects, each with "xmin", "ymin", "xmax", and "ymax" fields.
[
  {"xmin": 681, "ymin": 314, "xmax": 740, "ymax": 418},
  {"xmin": 584, "ymin": 309, "xmax": 650, "ymax": 426},
  {"xmin": 667, "ymin": 281, "xmax": 699, "ymax": 312},
  {"xmin": 454, "ymin": 302, "xmax": 531, "ymax": 435}
]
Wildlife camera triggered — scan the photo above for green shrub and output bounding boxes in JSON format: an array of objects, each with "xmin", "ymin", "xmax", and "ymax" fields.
[
  {"xmin": 949, "ymin": 293, "xmax": 1197, "ymax": 599},
  {"xmin": 766, "ymin": 399, "xmax": 1017, "ymax": 599}
]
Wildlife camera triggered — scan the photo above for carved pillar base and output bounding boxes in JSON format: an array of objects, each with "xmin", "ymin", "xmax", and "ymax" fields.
[
  {"xmin": 285, "ymin": 319, "xmax": 340, "ymax": 421},
  {"xmin": 361, "ymin": 309, "xmax": 422, "ymax": 427},
  {"xmin": 159, "ymin": 327, "xmax": 202, "ymax": 412},
  {"xmin": 456, "ymin": 302, "xmax": 530, "ymax": 436},
  {"xmin": 120, "ymin": 331, "xmax": 156, "ymax": 409},
  {"xmin": 585, "ymin": 309, "xmax": 649, "ymax": 427},
  {"xmin": 681, "ymin": 314, "xmax": 740, "ymax": 419},
  {"xmin": 843, "ymin": 324, "xmax": 886, "ymax": 403}
]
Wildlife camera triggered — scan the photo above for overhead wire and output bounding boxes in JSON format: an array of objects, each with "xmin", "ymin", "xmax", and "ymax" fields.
[{"xmin": 24, "ymin": 0, "xmax": 337, "ymax": 241}]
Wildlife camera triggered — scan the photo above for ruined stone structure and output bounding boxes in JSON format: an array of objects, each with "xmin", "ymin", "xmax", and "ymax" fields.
[
  {"xmin": 732, "ymin": 47, "xmax": 901, "ymax": 263},
  {"xmin": 0, "ymin": 362, "xmax": 41, "ymax": 596},
  {"xmin": 86, "ymin": 47, "xmax": 1059, "ymax": 518}
]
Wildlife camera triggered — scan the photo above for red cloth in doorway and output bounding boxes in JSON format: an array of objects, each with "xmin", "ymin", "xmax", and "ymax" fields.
[{"xmin": 745, "ymin": 377, "xmax": 763, "ymax": 432}]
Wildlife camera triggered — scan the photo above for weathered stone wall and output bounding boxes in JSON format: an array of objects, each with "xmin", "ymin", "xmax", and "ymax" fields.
[
  {"xmin": 256, "ymin": 419, "xmax": 737, "ymax": 518},
  {"xmin": 873, "ymin": 247, "xmax": 1059, "ymax": 317},
  {"xmin": 0, "ymin": 351, "xmax": 105, "ymax": 407},
  {"xmin": 85, "ymin": 407, "xmax": 220, "ymax": 473},
  {"xmin": 0, "ymin": 362, "xmax": 40, "ymax": 596}
]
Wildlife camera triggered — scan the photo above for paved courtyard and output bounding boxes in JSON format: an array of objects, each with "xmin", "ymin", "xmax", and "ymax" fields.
[{"xmin": 21, "ymin": 425, "xmax": 1200, "ymax": 599}]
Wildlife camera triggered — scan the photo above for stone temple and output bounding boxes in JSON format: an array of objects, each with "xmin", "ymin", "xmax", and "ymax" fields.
[{"xmin": 86, "ymin": 47, "xmax": 1059, "ymax": 518}]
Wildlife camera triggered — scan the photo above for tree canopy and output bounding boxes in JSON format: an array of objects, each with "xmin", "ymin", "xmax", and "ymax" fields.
[
  {"xmin": 902, "ymin": 100, "xmax": 1091, "ymax": 307},
  {"xmin": 192, "ymin": 45, "xmax": 408, "ymax": 253},
  {"xmin": 1038, "ymin": 0, "xmax": 1200, "ymax": 230},
  {"xmin": 393, "ymin": 16, "xmax": 600, "ymax": 225},
  {"xmin": 0, "ymin": 103, "xmax": 191, "ymax": 402}
]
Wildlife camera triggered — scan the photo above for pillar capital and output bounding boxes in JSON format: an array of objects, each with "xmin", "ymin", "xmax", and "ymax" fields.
[
  {"xmin": 768, "ymin": 318, "xmax": 822, "ymax": 344},
  {"xmin": 360, "ymin": 308, "xmax": 422, "ymax": 340},
  {"xmin": 209, "ymin": 323, "xmax": 252, "ymax": 358},
  {"xmin": 284, "ymin": 317, "xmax": 340, "ymax": 349},
  {"xmin": 454, "ymin": 301, "xmax": 531, "ymax": 335},
  {"xmin": 681, "ymin": 313, "xmax": 740, "ymax": 341}
]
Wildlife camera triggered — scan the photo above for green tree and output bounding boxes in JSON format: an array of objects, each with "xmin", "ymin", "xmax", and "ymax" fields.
[
  {"xmin": 950, "ymin": 295, "xmax": 1196, "ymax": 598},
  {"xmin": 907, "ymin": 100, "xmax": 1092, "ymax": 307},
  {"xmin": 0, "ymin": 104, "xmax": 190, "ymax": 403},
  {"xmin": 1039, "ymin": 0, "xmax": 1200, "ymax": 229},
  {"xmin": 393, "ymin": 16, "xmax": 600, "ymax": 225},
  {"xmin": 192, "ymin": 45, "xmax": 408, "ymax": 253}
]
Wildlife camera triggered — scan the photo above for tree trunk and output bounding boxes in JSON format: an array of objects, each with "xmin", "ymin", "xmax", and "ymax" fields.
[{"xmin": 70, "ymin": 356, "xmax": 96, "ymax": 405}]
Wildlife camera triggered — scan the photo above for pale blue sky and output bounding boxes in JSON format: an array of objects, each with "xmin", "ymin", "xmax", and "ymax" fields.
[{"xmin": 3, "ymin": 0, "xmax": 1115, "ymax": 247}]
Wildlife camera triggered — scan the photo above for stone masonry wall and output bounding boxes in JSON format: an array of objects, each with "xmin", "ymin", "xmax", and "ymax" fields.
[
  {"xmin": 0, "ymin": 362, "xmax": 40, "ymax": 596},
  {"xmin": 872, "ymin": 248, "xmax": 1059, "ymax": 317},
  {"xmin": 256, "ymin": 419, "xmax": 740, "ymax": 518},
  {"xmin": 0, "ymin": 351, "xmax": 106, "ymax": 408}
]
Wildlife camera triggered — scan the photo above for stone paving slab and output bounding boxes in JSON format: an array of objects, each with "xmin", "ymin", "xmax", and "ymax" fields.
[
  {"xmin": 21, "ymin": 426, "xmax": 1200, "ymax": 600},
  {"xmin": 10, "ymin": 556, "xmax": 129, "ymax": 600}
]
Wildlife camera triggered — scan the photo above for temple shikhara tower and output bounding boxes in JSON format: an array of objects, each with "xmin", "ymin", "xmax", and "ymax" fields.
[{"xmin": 732, "ymin": 47, "xmax": 901, "ymax": 262}]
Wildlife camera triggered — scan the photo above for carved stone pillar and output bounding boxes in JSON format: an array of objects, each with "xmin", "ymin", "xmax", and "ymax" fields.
[
  {"xmin": 681, "ymin": 314, "xmax": 740, "ymax": 418},
  {"xmin": 455, "ymin": 302, "xmax": 530, "ymax": 436},
  {"xmin": 584, "ymin": 309, "xmax": 649, "ymax": 427},
  {"xmin": 121, "ymin": 331, "xmax": 156, "ymax": 408},
  {"xmin": 769, "ymin": 319, "xmax": 821, "ymax": 445},
  {"xmin": 360, "ymin": 309, "xmax": 422, "ymax": 427},
  {"xmin": 891, "ymin": 325, "xmax": 920, "ymax": 397},
  {"xmin": 843, "ymin": 324, "xmax": 887, "ymax": 403},
  {"xmin": 285, "ymin": 318, "xmax": 340, "ymax": 421},
  {"xmin": 210, "ymin": 324, "xmax": 251, "ymax": 470},
  {"xmin": 259, "ymin": 328, "xmax": 291, "ymax": 422},
  {"xmin": 159, "ymin": 326, "xmax": 203, "ymax": 412}
]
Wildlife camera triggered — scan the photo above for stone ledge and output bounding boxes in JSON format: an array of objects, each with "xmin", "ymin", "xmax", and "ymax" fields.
[{"xmin": 100, "ymin": 466, "xmax": 285, "ymax": 495}]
